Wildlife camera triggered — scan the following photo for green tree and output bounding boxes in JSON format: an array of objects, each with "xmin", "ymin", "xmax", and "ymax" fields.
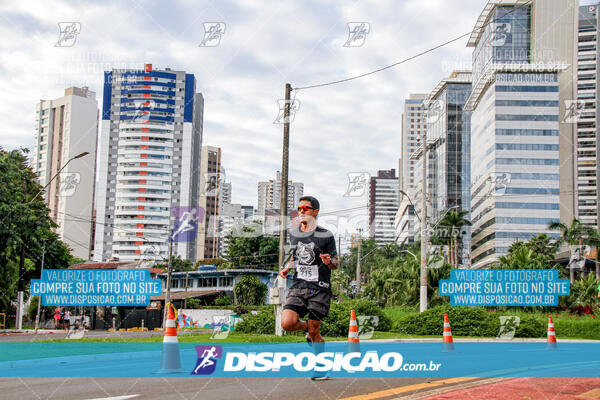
[
  {"xmin": 0, "ymin": 148, "xmax": 72, "ymax": 319},
  {"xmin": 362, "ymin": 249, "xmax": 450, "ymax": 308},
  {"xmin": 233, "ymin": 275, "xmax": 267, "ymax": 305},
  {"xmin": 498, "ymin": 246, "xmax": 549, "ymax": 269},
  {"xmin": 155, "ymin": 255, "xmax": 194, "ymax": 272},
  {"xmin": 226, "ymin": 225, "xmax": 279, "ymax": 269},
  {"xmin": 549, "ymin": 219, "xmax": 598, "ymax": 282},
  {"xmin": 436, "ymin": 209, "xmax": 471, "ymax": 266}
]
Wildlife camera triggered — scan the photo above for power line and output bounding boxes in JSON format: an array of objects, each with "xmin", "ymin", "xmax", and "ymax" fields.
[{"xmin": 293, "ymin": 1, "xmax": 533, "ymax": 91}]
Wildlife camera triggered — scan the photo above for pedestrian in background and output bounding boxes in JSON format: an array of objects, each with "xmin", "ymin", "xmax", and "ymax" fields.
[{"xmin": 53, "ymin": 307, "xmax": 61, "ymax": 329}]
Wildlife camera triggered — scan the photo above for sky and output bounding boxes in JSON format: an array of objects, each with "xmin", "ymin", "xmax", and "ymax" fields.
[{"xmin": 0, "ymin": 0, "xmax": 483, "ymax": 245}]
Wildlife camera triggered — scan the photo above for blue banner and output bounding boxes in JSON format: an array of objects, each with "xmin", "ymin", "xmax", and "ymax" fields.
[
  {"xmin": 439, "ymin": 269, "xmax": 570, "ymax": 306},
  {"xmin": 30, "ymin": 269, "xmax": 162, "ymax": 306},
  {"xmin": 0, "ymin": 342, "xmax": 599, "ymax": 378}
]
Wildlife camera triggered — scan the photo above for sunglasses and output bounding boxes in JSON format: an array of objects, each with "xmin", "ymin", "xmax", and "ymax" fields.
[{"xmin": 297, "ymin": 206, "xmax": 314, "ymax": 212}]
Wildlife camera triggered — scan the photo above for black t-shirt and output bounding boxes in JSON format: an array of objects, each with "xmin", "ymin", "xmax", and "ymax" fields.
[{"xmin": 289, "ymin": 226, "xmax": 338, "ymax": 294}]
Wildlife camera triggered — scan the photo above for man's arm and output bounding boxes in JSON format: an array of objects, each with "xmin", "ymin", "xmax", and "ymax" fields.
[
  {"xmin": 319, "ymin": 234, "xmax": 339, "ymax": 269},
  {"xmin": 280, "ymin": 255, "xmax": 294, "ymax": 278}
]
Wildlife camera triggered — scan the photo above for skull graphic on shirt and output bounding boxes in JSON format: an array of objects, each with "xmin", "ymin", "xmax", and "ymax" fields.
[{"xmin": 296, "ymin": 242, "xmax": 315, "ymax": 265}]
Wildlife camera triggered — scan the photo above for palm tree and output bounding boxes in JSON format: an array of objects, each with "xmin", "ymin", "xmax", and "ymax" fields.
[
  {"xmin": 549, "ymin": 219, "xmax": 597, "ymax": 282},
  {"xmin": 438, "ymin": 209, "xmax": 471, "ymax": 266}
]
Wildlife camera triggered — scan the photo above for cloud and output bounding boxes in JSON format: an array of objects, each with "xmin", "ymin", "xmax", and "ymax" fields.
[{"xmin": 0, "ymin": 0, "xmax": 482, "ymax": 239}]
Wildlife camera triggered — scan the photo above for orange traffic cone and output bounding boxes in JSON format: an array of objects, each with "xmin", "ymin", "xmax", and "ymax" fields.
[
  {"xmin": 347, "ymin": 309, "xmax": 360, "ymax": 353},
  {"xmin": 546, "ymin": 315, "xmax": 557, "ymax": 350},
  {"xmin": 442, "ymin": 313, "xmax": 455, "ymax": 352},
  {"xmin": 156, "ymin": 303, "xmax": 183, "ymax": 373}
]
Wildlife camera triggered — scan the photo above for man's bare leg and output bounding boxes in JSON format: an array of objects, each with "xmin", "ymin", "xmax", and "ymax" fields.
[
  {"xmin": 307, "ymin": 320, "xmax": 324, "ymax": 343},
  {"xmin": 281, "ymin": 309, "xmax": 308, "ymax": 332},
  {"xmin": 307, "ymin": 319, "xmax": 328, "ymax": 380}
]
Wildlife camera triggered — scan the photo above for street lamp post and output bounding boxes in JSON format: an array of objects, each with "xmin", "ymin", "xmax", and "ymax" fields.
[
  {"xmin": 419, "ymin": 129, "xmax": 428, "ymax": 313},
  {"xmin": 16, "ymin": 151, "xmax": 90, "ymax": 330},
  {"xmin": 34, "ymin": 239, "xmax": 47, "ymax": 334}
]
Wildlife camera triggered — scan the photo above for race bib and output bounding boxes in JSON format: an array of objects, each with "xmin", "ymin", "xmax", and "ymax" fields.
[{"xmin": 296, "ymin": 264, "xmax": 318, "ymax": 282}]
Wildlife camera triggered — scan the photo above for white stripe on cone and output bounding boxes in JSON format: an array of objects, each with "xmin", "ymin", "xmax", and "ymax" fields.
[
  {"xmin": 443, "ymin": 332, "xmax": 452, "ymax": 336},
  {"xmin": 163, "ymin": 335, "xmax": 178, "ymax": 343}
]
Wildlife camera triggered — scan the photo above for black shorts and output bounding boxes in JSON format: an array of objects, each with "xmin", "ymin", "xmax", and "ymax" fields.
[{"xmin": 283, "ymin": 288, "xmax": 332, "ymax": 321}]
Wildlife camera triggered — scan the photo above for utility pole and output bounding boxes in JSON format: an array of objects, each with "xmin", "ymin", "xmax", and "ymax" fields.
[
  {"xmin": 16, "ymin": 242, "xmax": 25, "ymax": 330},
  {"xmin": 162, "ymin": 234, "xmax": 174, "ymax": 329},
  {"xmin": 276, "ymin": 83, "xmax": 292, "ymax": 336},
  {"xmin": 420, "ymin": 129, "xmax": 428, "ymax": 313},
  {"xmin": 34, "ymin": 239, "xmax": 47, "ymax": 333},
  {"xmin": 356, "ymin": 228, "xmax": 362, "ymax": 293}
]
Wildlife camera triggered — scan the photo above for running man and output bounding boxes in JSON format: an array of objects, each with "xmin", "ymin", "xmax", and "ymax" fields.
[
  {"xmin": 171, "ymin": 208, "xmax": 199, "ymax": 240},
  {"xmin": 193, "ymin": 346, "xmax": 218, "ymax": 374},
  {"xmin": 280, "ymin": 196, "xmax": 338, "ymax": 380}
]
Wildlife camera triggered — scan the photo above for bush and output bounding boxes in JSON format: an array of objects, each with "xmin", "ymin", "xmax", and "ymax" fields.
[
  {"xmin": 513, "ymin": 314, "xmax": 546, "ymax": 338},
  {"xmin": 554, "ymin": 316, "xmax": 600, "ymax": 340},
  {"xmin": 321, "ymin": 299, "xmax": 393, "ymax": 337},
  {"xmin": 394, "ymin": 305, "xmax": 498, "ymax": 337},
  {"xmin": 235, "ymin": 309, "xmax": 275, "ymax": 334},
  {"xmin": 215, "ymin": 295, "xmax": 233, "ymax": 306},
  {"xmin": 234, "ymin": 275, "xmax": 268, "ymax": 306}
]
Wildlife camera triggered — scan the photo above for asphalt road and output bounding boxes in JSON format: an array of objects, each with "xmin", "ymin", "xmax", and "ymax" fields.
[{"xmin": 0, "ymin": 376, "xmax": 480, "ymax": 400}]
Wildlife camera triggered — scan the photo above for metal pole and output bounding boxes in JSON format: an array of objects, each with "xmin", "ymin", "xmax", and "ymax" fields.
[
  {"xmin": 184, "ymin": 271, "xmax": 189, "ymax": 309},
  {"xmin": 356, "ymin": 228, "xmax": 362, "ymax": 293},
  {"xmin": 276, "ymin": 83, "xmax": 292, "ymax": 336},
  {"xmin": 16, "ymin": 242, "xmax": 25, "ymax": 330},
  {"xmin": 34, "ymin": 239, "xmax": 46, "ymax": 333},
  {"xmin": 162, "ymin": 237, "xmax": 173, "ymax": 329},
  {"xmin": 420, "ymin": 129, "xmax": 428, "ymax": 313}
]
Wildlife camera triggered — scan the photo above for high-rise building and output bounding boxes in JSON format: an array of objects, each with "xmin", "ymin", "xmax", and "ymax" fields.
[
  {"xmin": 216, "ymin": 180, "xmax": 232, "ymax": 256},
  {"xmin": 94, "ymin": 64, "xmax": 204, "ymax": 263},
  {"xmin": 241, "ymin": 205, "xmax": 254, "ymax": 221},
  {"xmin": 394, "ymin": 195, "xmax": 416, "ymax": 246},
  {"xmin": 369, "ymin": 169, "xmax": 399, "ymax": 244},
  {"xmin": 218, "ymin": 203, "xmax": 244, "ymax": 257},
  {"xmin": 575, "ymin": 2, "xmax": 600, "ymax": 228},
  {"xmin": 197, "ymin": 146, "xmax": 222, "ymax": 260},
  {"xmin": 400, "ymin": 94, "xmax": 428, "ymax": 193},
  {"xmin": 219, "ymin": 182, "xmax": 232, "ymax": 209},
  {"xmin": 257, "ymin": 171, "xmax": 303, "ymax": 216},
  {"xmin": 424, "ymin": 71, "xmax": 472, "ymax": 265},
  {"xmin": 466, "ymin": 0, "xmax": 575, "ymax": 267},
  {"xmin": 33, "ymin": 86, "xmax": 99, "ymax": 259}
]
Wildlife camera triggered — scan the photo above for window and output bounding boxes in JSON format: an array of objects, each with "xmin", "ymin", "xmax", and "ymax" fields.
[{"xmin": 220, "ymin": 276, "xmax": 233, "ymax": 287}]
